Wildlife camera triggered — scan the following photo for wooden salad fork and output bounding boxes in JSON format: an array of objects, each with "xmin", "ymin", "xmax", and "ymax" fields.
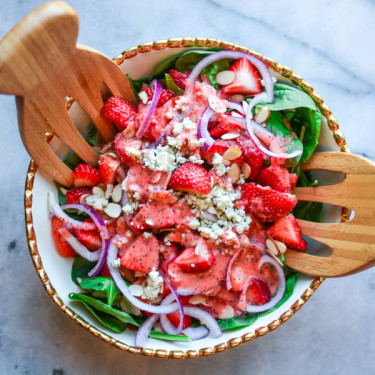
[
  {"xmin": 285, "ymin": 152, "xmax": 375, "ymax": 277},
  {"xmin": 0, "ymin": 1, "xmax": 136, "ymax": 187},
  {"xmin": 1, "ymin": 3, "xmax": 375, "ymax": 278}
]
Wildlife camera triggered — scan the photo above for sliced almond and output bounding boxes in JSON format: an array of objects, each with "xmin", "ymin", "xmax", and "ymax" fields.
[
  {"xmin": 79, "ymin": 194, "xmax": 90, "ymax": 204},
  {"xmin": 230, "ymin": 111, "xmax": 243, "ymax": 118},
  {"xmin": 105, "ymin": 184, "xmax": 114, "ymax": 199},
  {"xmin": 104, "ymin": 203, "xmax": 122, "ymax": 218},
  {"xmin": 242, "ymin": 100, "xmax": 249, "ymax": 114},
  {"xmin": 274, "ymin": 240, "xmax": 287, "ymax": 254},
  {"xmin": 228, "ymin": 163, "xmax": 240, "ymax": 183},
  {"xmin": 266, "ymin": 238, "xmax": 281, "ymax": 257},
  {"xmin": 241, "ymin": 162, "xmax": 251, "ymax": 179},
  {"xmin": 228, "ymin": 94, "xmax": 245, "ymax": 103},
  {"xmin": 189, "ymin": 295, "xmax": 207, "ymax": 305},
  {"xmin": 218, "ymin": 305, "xmax": 235, "ymax": 320},
  {"xmin": 216, "ymin": 70, "xmax": 236, "ymax": 86},
  {"xmin": 266, "ymin": 248, "xmax": 284, "ymax": 267},
  {"xmin": 93, "ymin": 186, "xmax": 105, "ymax": 198},
  {"xmin": 254, "ymin": 107, "xmax": 271, "ymax": 124},
  {"xmin": 150, "ymin": 171, "xmax": 162, "ymax": 184},
  {"xmin": 111, "ymin": 184, "xmax": 122, "ymax": 203},
  {"xmin": 100, "ymin": 142, "xmax": 113, "ymax": 155},
  {"xmin": 223, "ymin": 146, "xmax": 242, "ymax": 161},
  {"xmin": 222, "ymin": 158, "xmax": 231, "ymax": 166},
  {"xmin": 221, "ymin": 132, "xmax": 240, "ymax": 140},
  {"xmin": 59, "ymin": 187, "xmax": 68, "ymax": 196}
]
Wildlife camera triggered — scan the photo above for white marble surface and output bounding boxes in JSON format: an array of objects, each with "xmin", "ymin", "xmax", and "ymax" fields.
[{"xmin": 0, "ymin": 0, "xmax": 375, "ymax": 374}]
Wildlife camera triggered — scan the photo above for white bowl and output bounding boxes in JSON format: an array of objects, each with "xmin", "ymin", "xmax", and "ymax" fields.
[{"xmin": 25, "ymin": 38, "xmax": 348, "ymax": 358}]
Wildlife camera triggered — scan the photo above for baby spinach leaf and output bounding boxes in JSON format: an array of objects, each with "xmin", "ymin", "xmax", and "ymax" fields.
[
  {"xmin": 165, "ymin": 73, "xmax": 184, "ymax": 96},
  {"xmin": 126, "ymin": 74, "xmax": 149, "ymax": 98},
  {"xmin": 217, "ymin": 313, "xmax": 258, "ymax": 331},
  {"xmin": 71, "ymin": 256, "xmax": 97, "ymax": 285},
  {"xmin": 79, "ymin": 277, "xmax": 118, "ymax": 306},
  {"xmin": 201, "ymin": 59, "xmax": 230, "ymax": 89},
  {"xmin": 175, "ymin": 49, "xmax": 221, "ymax": 72},
  {"xmin": 54, "ymin": 182, "xmax": 87, "ymax": 221},
  {"xmin": 149, "ymin": 331, "xmax": 191, "ymax": 342},
  {"xmin": 258, "ymin": 83, "xmax": 317, "ymax": 111},
  {"xmin": 151, "ymin": 54, "xmax": 181, "ymax": 78},
  {"xmin": 69, "ymin": 293, "xmax": 140, "ymax": 327}
]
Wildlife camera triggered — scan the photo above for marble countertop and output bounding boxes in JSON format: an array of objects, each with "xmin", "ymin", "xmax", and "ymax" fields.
[{"xmin": 1, "ymin": 0, "xmax": 374, "ymax": 374}]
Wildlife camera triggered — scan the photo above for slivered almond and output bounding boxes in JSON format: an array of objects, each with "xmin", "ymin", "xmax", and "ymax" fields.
[
  {"xmin": 189, "ymin": 295, "xmax": 207, "ymax": 305},
  {"xmin": 242, "ymin": 100, "xmax": 249, "ymax": 114},
  {"xmin": 59, "ymin": 187, "xmax": 68, "ymax": 196},
  {"xmin": 241, "ymin": 162, "xmax": 251, "ymax": 179},
  {"xmin": 266, "ymin": 238, "xmax": 280, "ymax": 257},
  {"xmin": 254, "ymin": 107, "xmax": 271, "ymax": 124},
  {"xmin": 228, "ymin": 94, "xmax": 245, "ymax": 103},
  {"xmin": 111, "ymin": 184, "xmax": 122, "ymax": 203},
  {"xmin": 216, "ymin": 70, "xmax": 236, "ymax": 86},
  {"xmin": 105, "ymin": 184, "xmax": 114, "ymax": 199},
  {"xmin": 221, "ymin": 132, "xmax": 240, "ymax": 140},
  {"xmin": 223, "ymin": 146, "xmax": 242, "ymax": 161},
  {"xmin": 222, "ymin": 158, "xmax": 231, "ymax": 166},
  {"xmin": 228, "ymin": 163, "xmax": 240, "ymax": 183}
]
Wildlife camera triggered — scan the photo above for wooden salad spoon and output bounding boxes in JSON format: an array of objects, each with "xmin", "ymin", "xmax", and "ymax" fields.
[
  {"xmin": 0, "ymin": 1, "xmax": 136, "ymax": 187},
  {"xmin": 1, "ymin": 2, "xmax": 375, "ymax": 278}
]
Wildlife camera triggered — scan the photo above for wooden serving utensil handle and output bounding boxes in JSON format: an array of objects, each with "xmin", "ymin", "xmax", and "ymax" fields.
[
  {"xmin": 285, "ymin": 152, "xmax": 375, "ymax": 277},
  {"xmin": 0, "ymin": 1, "xmax": 136, "ymax": 187}
]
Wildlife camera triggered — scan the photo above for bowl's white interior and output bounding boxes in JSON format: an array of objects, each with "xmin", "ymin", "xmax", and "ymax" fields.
[{"xmin": 31, "ymin": 46, "xmax": 341, "ymax": 352}]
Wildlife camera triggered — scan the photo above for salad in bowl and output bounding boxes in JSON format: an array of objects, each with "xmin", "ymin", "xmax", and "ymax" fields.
[{"xmin": 28, "ymin": 39, "xmax": 344, "ymax": 357}]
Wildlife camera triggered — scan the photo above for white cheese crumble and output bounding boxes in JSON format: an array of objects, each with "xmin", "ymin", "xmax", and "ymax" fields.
[
  {"xmin": 143, "ymin": 232, "xmax": 152, "ymax": 239},
  {"xmin": 143, "ymin": 270, "xmax": 164, "ymax": 300},
  {"xmin": 110, "ymin": 259, "xmax": 121, "ymax": 268},
  {"xmin": 142, "ymin": 145, "xmax": 182, "ymax": 172},
  {"xmin": 212, "ymin": 153, "xmax": 230, "ymax": 176},
  {"xmin": 122, "ymin": 202, "xmax": 137, "ymax": 215},
  {"xmin": 189, "ymin": 154, "xmax": 204, "ymax": 164}
]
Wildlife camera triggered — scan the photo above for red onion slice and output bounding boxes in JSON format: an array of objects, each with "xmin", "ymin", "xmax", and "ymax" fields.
[
  {"xmin": 58, "ymin": 228, "xmax": 100, "ymax": 262},
  {"xmin": 182, "ymin": 326, "xmax": 209, "ymax": 341},
  {"xmin": 245, "ymin": 255, "xmax": 286, "ymax": 313},
  {"xmin": 107, "ymin": 242, "xmax": 179, "ymax": 314},
  {"xmin": 197, "ymin": 107, "xmax": 215, "ymax": 152},
  {"xmin": 136, "ymin": 80, "xmax": 162, "ymax": 138},
  {"xmin": 160, "ymin": 276, "xmax": 185, "ymax": 335},
  {"xmin": 227, "ymin": 101, "xmax": 245, "ymax": 115},
  {"xmin": 50, "ymin": 204, "xmax": 96, "ymax": 232},
  {"xmin": 60, "ymin": 203, "xmax": 109, "ymax": 240},
  {"xmin": 225, "ymin": 249, "xmax": 243, "ymax": 290},
  {"xmin": 185, "ymin": 50, "xmax": 274, "ymax": 103},
  {"xmin": 183, "ymin": 306, "xmax": 222, "ymax": 338},
  {"xmin": 87, "ymin": 238, "xmax": 110, "ymax": 277},
  {"xmin": 135, "ymin": 313, "xmax": 159, "ymax": 348}
]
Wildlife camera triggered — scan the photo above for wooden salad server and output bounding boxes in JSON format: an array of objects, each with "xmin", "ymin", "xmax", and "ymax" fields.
[
  {"xmin": 1, "ymin": 3, "xmax": 375, "ymax": 278},
  {"xmin": 0, "ymin": 1, "xmax": 136, "ymax": 187},
  {"xmin": 285, "ymin": 152, "xmax": 375, "ymax": 277}
]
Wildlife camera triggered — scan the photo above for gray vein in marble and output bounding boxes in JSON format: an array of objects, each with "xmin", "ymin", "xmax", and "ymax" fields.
[
  {"xmin": 206, "ymin": 0, "xmax": 375, "ymax": 92},
  {"xmin": 313, "ymin": 79, "xmax": 375, "ymax": 96}
]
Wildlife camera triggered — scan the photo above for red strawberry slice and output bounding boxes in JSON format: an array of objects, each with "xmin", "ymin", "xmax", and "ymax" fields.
[
  {"xmin": 201, "ymin": 139, "xmax": 243, "ymax": 165},
  {"xmin": 100, "ymin": 263, "xmax": 112, "ymax": 278},
  {"xmin": 73, "ymin": 164, "xmax": 100, "ymax": 188},
  {"xmin": 241, "ymin": 183, "xmax": 297, "ymax": 222},
  {"xmin": 139, "ymin": 87, "xmax": 174, "ymax": 107},
  {"xmin": 168, "ymin": 69, "xmax": 187, "ymax": 89},
  {"xmin": 120, "ymin": 234, "xmax": 160, "ymax": 273},
  {"xmin": 66, "ymin": 187, "xmax": 92, "ymax": 204},
  {"xmin": 247, "ymin": 278, "xmax": 271, "ymax": 305},
  {"xmin": 236, "ymin": 136, "xmax": 264, "ymax": 179},
  {"xmin": 266, "ymin": 213, "xmax": 307, "ymax": 250},
  {"xmin": 255, "ymin": 165, "xmax": 291, "ymax": 193},
  {"xmin": 51, "ymin": 217, "xmax": 76, "ymax": 257},
  {"xmin": 76, "ymin": 218, "xmax": 102, "ymax": 251},
  {"xmin": 168, "ymin": 162, "xmax": 211, "ymax": 195},
  {"xmin": 98, "ymin": 155, "xmax": 121, "ymax": 186},
  {"xmin": 101, "ymin": 96, "xmax": 137, "ymax": 130},
  {"xmin": 289, "ymin": 173, "xmax": 298, "ymax": 191},
  {"xmin": 114, "ymin": 135, "xmax": 142, "ymax": 165},
  {"xmin": 129, "ymin": 203, "xmax": 176, "ymax": 230},
  {"xmin": 221, "ymin": 58, "xmax": 262, "ymax": 96},
  {"xmin": 209, "ymin": 120, "xmax": 242, "ymax": 138},
  {"xmin": 167, "ymin": 296, "xmax": 192, "ymax": 329},
  {"xmin": 160, "ymin": 243, "xmax": 180, "ymax": 264},
  {"xmin": 172, "ymin": 238, "xmax": 215, "ymax": 273}
]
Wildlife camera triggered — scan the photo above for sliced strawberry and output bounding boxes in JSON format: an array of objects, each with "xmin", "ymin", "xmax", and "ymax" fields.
[
  {"xmin": 168, "ymin": 162, "xmax": 211, "ymax": 195},
  {"xmin": 101, "ymin": 96, "xmax": 137, "ymax": 130},
  {"xmin": 255, "ymin": 165, "xmax": 291, "ymax": 193},
  {"xmin": 236, "ymin": 136, "xmax": 264, "ymax": 179},
  {"xmin": 172, "ymin": 238, "xmax": 215, "ymax": 273},
  {"xmin": 139, "ymin": 87, "xmax": 174, "ymax": 107},
  {"xmin": 76, "ymin": 218, "xmax": 102, "ymax": 251},
  {"xmin": 266, "ymin": 213, "xmax": 307, "ymax": 250},
  {"xmin": 209, "ymin": 120, "xmax": 242, "ymax": 138},
  {"xmin": 289, "ymin": 173, "xmax": 298, "ymax": 191},
  {"xmin": 167, "ymin": 295, "xmax": 192, "ymax": 329},
  {"xmin": 120, "ymin": 234, "xmax": 160, "ymax": 273},
  {"xmin": 241, "ymin": 183, "xmax": 297, "ymax": 222},
  {"xmin": 160, "ymin": 242, "xmax": 180, "ymax": 264},
  {"xmin": 168, "ymin": 69, "xmax": 187, "ymax": 89},
  {"xmin": 100, "ymin": 263, "xmax": 112, "ymax": 278},
  {"xmin": 247, "ymin": 278, "xmax": 271, "ymax": 305},
  {"xmin": 114, "ymin": 135, "xmax": 142, "ymax": 165},
  {"xmin": 73, "ymin": 164, "xmax": 100, "ymax": 188},
  {"xmin": 51, "ymin": 217, "xmax": 76, "ymax": 257},
  {"xmin": 66, "ymin": 187, "xmax": 92, "ymax": 204},
  {"xmin": 201, "ymin": 139, "xmax": 243, "ymax": 165},
  {"xmin": 98, "ymin": 155, "xmax": 121, "ymax": 186},
  {"xmin": 221, "ymin": 58, "xmax": 262, "ymax": 96},
  {"xmin": 129, "ymin": 203, "xmax": 176, "ymax": 230}
]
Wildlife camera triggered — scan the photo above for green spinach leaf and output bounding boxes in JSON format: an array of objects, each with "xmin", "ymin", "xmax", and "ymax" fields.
[
  {"xmin": 149, "ymin": 331, "xmax": 190, "ymax": 342},
  {"xmin": 165, "ymin": 73, "xmax": 184, "ymax": 96},
  {"xmin": 201, "ymin": 59, "xmax": 230, "ymax": 89},
  {"xmin": 217, "ymin": 313, "xmax": 258, "ymax": 331},
  {"xmin": 126, "ymin": 74, "xmax": 149, "ymax": 98},
  {"xmin": 175, "ymin": 49, "xmax": 221, "ymax": 71},
  {"xmin": 151, "ymin": 54, "xmax": 180, "ymax": 78},
  {"xmin": 71, "ymin": 256, "xmax": 97, "ymax": 285},
  {"xmin": 79, "ymin": 277, "xmax": 118, "ymax": 306}
]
